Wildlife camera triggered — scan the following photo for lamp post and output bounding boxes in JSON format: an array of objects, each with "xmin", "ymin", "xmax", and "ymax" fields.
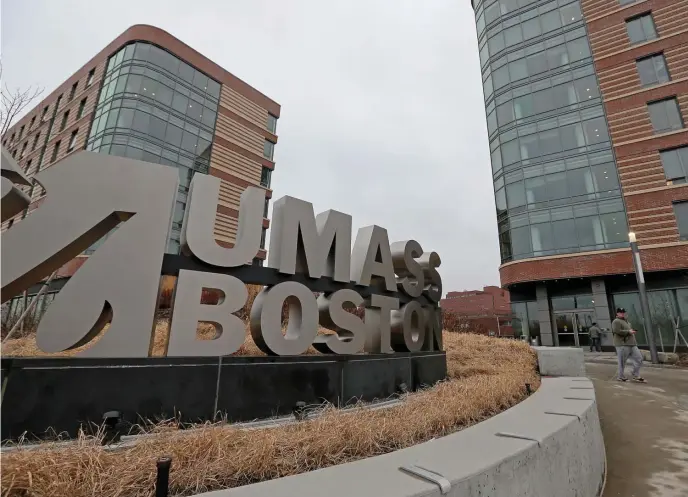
[{"xmin": 628, "ymin": 232, "xmax": 659, "ymax": 364}]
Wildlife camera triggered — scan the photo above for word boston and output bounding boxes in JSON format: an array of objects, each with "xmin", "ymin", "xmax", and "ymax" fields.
[{"xmin": 1, "ymin": 151, "xmax": 442, "ymax": 358}]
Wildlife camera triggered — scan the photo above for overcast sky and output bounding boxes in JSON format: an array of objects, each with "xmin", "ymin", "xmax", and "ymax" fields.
[{"xmin": 2, "ymin": 0, "xmax": 500, "ymax": 294}]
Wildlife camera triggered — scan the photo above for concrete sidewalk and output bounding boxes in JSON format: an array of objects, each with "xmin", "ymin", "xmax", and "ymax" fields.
[{"xmin": 586, "ymin": 362, "xmax": 688, "ymax": 497}]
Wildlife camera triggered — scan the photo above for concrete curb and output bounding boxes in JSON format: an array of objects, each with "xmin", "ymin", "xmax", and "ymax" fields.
[{"xmin": 196, "ymin": 377, "xmax": 605, "ymax": 497}]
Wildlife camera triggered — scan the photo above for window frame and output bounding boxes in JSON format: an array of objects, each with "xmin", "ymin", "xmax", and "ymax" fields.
[
  {"xmin": 625, "ymin": 13, "xmax": 658, "ymax": 45},
  {"xmin": 77, "ymin": 98, "xmax": 87, "ymax": 119},
  {"xmin": 86, "ymin": 68, "xmax": 96, "ymax": 88},
  {"xmin": 659, "ymin": 146, "xmax": 688, "ymax": 183},
  {"xmin": 69, "ymin": 81, "xmax": 78, "ymax": 101},
  {"xmin": 67, "ymin": 129, "xmax": 78, "ymax": 152},
  {"xmin": 647, "ymin": 97, "xmax": 684, "ymax": 134},
  {"xmin": 674, "ymin": 201, "xmax": 688, "ymax": 241},
  {"xmin": 50, "ymin": 141, "xmax": 61, "ymax": 163},
  {"xmin": 636, "ymin": 52, "xmax": 670, "ymax": 87}
]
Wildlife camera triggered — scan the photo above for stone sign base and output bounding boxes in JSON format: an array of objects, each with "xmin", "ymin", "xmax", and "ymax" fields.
[{"xmin": 1, "ymin": 351, "xmax": 447, "ymax": 440}]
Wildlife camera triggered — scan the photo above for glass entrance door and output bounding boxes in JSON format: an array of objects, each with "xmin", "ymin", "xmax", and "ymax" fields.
[
  {"xmin": 575, "ymin": 311, "xmax": 594, "ymax": 348},
  {"xmin": 555, "ymin": 313, "xmax": 577, "ymax": 346},
  {"xmin": 554, "ymin": 311, "xmax": 595, "ymax": 347}
]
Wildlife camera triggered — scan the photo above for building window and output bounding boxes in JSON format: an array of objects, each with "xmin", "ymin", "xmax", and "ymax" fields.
[
  {"xmin": 25, "ymin": 159, "xmax": 32, "ymax": 173},
  {"xmin": 41, "ymin": 106, "xmax": 49, "ymax": 121},
  {"xmin": 267, "ymin": 114, "xmax": 277, "ymax": 134},
  {"xmin": 29, "ymin": 116, "xmax": 36, "ymax": 129},
  {"xmin": 86, "ymin": 68, "xmax": 96, "ymax": 87},
  {"xmin": 18, "ymin": 125, "xmax": 25, "ymax": 139},
  {"xmin": 20, "ymin": 141, "xmax": 27, "ymax": 158},
  {"xmin": 32, "ymin": 133, "xmax": 40, "ymax": 151},
  {"xmin": 9, "ymin": 132, "xmax": 15, "ymax": 143},
  {"xmin": 626, "ymin": 14, "xmax": 658, "ymax": 45},
  {"xmin": 60, "ymin": 111, "xmax": 70, "ymax": 131},
  {"xmin": 55, "ymin": 94, "xmax": 63, "ymax": 111},
  {"xmin": 51, "ymin": 141, "xmax": 61, "ymax": 163},
  {"xmin": 77, "ymin": 98, "xmax": 87, "ymax": 119},
  {"xmin": 260, "ymin": 227, "xmax": 267, "ymax": 249},
  {"xmin": 648, "ymin": 98, "xmax": 683, "ymax": 133},
  {"xmin": 67, "ymin": 129, "xmax": 78, "ymax": 152},
  {"xmin": 260, "ymin": 166, "xmax": 272, "ymax": 188},
  {"xmin": 263, "ymin": 196, "xmax": 269, "ymax": 218},
  {"xmin": 263, "ymin": 139, "xmax": 275, "ymax": 160},
  {"xmin": 660, "ymin": 147, "xmax": 688, "ymax": 184},
  {"xmin": 674, "ymin": 202, "xmax": 688, "ymax": 240},
  {"xmin": 636, "ymin": 54, "xmax": 669, "ymax": 87},
  {"xmin": 69, "ymin": 81, "xmax": 78, "ymax": 101}
]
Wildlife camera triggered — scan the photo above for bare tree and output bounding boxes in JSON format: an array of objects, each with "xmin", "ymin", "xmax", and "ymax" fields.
[{"xmin": 0, "ymin": 61, "xmax": 44, "ymax": 139}]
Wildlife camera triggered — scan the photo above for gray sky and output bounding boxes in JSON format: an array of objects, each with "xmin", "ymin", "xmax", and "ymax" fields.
[{"xmin": 2, "ymin": 0, "xmax": 500, "ymax": 293}]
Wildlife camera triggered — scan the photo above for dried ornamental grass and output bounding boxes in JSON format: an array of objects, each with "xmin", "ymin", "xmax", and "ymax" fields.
[{"xmin": 1, "ymin": 333, "xmax": 539, "ymax": 497}]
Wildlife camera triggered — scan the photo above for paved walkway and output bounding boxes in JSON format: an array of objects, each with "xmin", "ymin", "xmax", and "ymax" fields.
[{"xmin": 586, "ymin": 362, "xmax": 688, "ymax": 497}]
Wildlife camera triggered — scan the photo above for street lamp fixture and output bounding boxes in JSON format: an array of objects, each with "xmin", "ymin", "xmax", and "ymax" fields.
[{"xmin": 628, "ymin": 232, "xmax": 659, "ymax": 364}]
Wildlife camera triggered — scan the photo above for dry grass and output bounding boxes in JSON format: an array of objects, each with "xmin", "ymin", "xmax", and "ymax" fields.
[
  {"xmin": 1, "ymin": 317, "xmax": 332, "ymax": 358},
  {"xmin": 1, "ymin": 332, "xmax": 539, "ymax": 497}
]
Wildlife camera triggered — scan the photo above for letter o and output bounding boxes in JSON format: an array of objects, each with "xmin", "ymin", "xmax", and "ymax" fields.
[
  {"xmin": 250, "ymin": 281, "xmax": 318, "ymax": 355},
  {"xmin": 390, "ymin": 301, "xmax": 425, "ymax": 352}
]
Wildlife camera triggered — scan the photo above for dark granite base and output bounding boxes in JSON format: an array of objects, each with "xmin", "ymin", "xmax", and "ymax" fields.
[{"xmin": 1, "ymin": 352, "xmax": 446, "ymax": 440}]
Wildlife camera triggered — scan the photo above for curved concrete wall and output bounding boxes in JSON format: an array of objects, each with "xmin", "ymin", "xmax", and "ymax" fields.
[{"xmin": 198, "ymin": 377, "xmax": 605, "ymax": 497}]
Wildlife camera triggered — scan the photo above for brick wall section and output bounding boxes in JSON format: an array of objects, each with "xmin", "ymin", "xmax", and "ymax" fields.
[
  {"xmin": 441, "ymin": 286, "xmax": 510, "ymax": 315},
  {"xmin": 500, "ymin": 243, "xmax": 688, "ymax": 286},
  {"xmin": 584, "ymin": 0, "xmax": 688, "ymax": 258}
]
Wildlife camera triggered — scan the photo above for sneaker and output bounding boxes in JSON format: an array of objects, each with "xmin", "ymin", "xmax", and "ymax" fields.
[
  {"xmin": 632, "ymin": 377, "xmax": 647, "ymax": 383},
  {"xmin": 617, "ymin": 377, "xmax": 628, "ymax": 382}
]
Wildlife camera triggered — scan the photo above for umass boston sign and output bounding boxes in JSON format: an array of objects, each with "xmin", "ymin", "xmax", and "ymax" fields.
[{"xmin": 1, "ymin": 150, "xmax": 446, "ymax": 438}]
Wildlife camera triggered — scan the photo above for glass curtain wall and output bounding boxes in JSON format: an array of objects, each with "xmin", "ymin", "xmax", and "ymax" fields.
[
  {"xmin": 613, "ymin": 288, "xmax": 688, "ymax": 348},
  {"xmin": 510, "ymin": 301, "xmax": 540, "ymax": 340},
  {"xmin": 474, "ymin": 0, "xmax": 628, "ymax": 263},
  {"xmin": 86, "ymin": 42, "xmax": 221, "ymax": 254}
]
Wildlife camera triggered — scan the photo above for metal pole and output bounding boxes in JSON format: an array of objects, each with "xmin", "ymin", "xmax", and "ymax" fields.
[
  {"xmin": 155, "ymin": 457, "xmax": 172, "ymax": 497},
  {"xmin": 629, "ymin": 234, "xmax": 659, "ymax": 364},
  {"xmin": 3, "ymin": 271, "xmax": 57, "ymax": 344},
  {"xmin": 19, "ymin": 291, "xmax": 27, "ymax": 335}
]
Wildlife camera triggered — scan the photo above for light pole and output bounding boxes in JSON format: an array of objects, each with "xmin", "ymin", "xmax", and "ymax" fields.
[{"xmin": 628, "ymin": 232, "xmax": 659, "ymax": 364}]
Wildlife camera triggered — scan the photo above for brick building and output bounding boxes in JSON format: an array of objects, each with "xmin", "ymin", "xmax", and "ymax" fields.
[
  {"xmin": 441, "ymin": 287, "xmax": 515, "ymax": 337},
  {"xmin": 1, "ymin": 25, "xmax": 279, "ymax": 324},
  {"xmin": 471, "ymin": 0, "xmax": 688, "ymax": 349}
]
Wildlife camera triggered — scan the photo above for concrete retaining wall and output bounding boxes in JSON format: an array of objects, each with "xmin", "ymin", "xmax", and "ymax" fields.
[
  {"xmin": 533, "ymin": 346, "xmax": 586, "ymax": 377},
  {"xmin": 198, "ymin": 377, "xmax": 605, "ymax": 497}
]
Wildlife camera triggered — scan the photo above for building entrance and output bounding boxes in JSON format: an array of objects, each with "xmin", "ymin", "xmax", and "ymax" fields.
[{"xmin": 554, "ymin": 310, "xmax": 594, "ymax": 348}]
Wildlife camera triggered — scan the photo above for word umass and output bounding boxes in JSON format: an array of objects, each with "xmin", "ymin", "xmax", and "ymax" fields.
[{"xmin": 174, "ymin": 174, "xmax": 444, "ymax": 357}]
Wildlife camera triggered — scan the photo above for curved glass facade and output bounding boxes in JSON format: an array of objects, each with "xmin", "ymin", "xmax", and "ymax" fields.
[
  {"xmin": 474, "ymin": 0, "xmax": 629, "ymax": 263},
  {"xmin": 86, "ymin": 42, "xmax": 221, "ymax": 254}
]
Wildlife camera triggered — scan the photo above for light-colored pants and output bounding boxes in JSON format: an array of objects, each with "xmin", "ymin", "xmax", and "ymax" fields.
[{"xmin": 616, "ymin": 345, "xmax": 643, "ymax": 379}]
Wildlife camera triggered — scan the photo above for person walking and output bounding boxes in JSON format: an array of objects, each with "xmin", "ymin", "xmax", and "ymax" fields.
[
  {"xmin": 612, "ymin": 307, "xmax": 646, "ymax": 383},
  {"xmin": 589, "ymin": 322, "xmax": 602, "ymax": 352}
]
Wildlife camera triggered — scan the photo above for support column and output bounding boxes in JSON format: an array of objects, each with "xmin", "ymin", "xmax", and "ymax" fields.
[
  {"xmin": 536, "ymin": 284, "xmax": 554, "ymax": 346},
  {"xmin": 591, "ymin": 279, "xmax": 613, "ymax": 347}
]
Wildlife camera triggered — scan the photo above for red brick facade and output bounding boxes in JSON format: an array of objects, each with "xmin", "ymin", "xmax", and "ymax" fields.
[{"xmin": 500, "ymin": 243, "xmax": 688, "ymax": 286}]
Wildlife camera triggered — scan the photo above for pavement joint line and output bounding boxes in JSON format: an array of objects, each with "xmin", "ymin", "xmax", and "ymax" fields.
[
  {"xmin": 563, "ymin": 396, "xmax": 595, "ymax": 400},
  {"xmin": 544, "ymin": 411, "xmax": 581, "ymax": 421},
  {"xmin": 569, "ymin": 386, "xmax": 595, "ymax": 389},
  {"xmin": 399, "ymin": 465, "xmax": 452, "ymax": 494},
  {"xmin": 494, "ymin": 431, "xmax": 541, "ymax": 447}
]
